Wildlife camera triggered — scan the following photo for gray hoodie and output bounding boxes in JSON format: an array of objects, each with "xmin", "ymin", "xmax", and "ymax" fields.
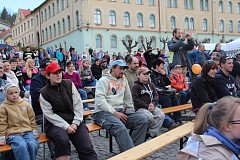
[{"xmin": 94, "ymin": 70, "xmax": 134, "ymax": 114}]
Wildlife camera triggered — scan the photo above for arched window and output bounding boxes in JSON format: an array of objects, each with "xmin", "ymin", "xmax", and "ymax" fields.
[
  {"xmin": 57, "ymin": 0, "xmax": 60, "ymax": 13},
  {"xmin": 170, "ymin": 16, "xmax": 176, "ymax": 29},
  {"xmin": 52, "ymin": 3, "xmax": 55, "ymax": 15},
  {"xmin": 94, "ymin": 9, "xmax": 102, "ymax": 24},
  {"xmin": 137, "ymin": 13, "xmax": 143, "ymax": 27},
  {"xmin": 238, "ymin": 21, "xmax": 240, "ymax": 32},
  {"xmin": 45, "ymin": 28, "xmax": 48, "ymax": 41},
  {"xmin": 111, "ymin": 35, "xmax": 117, "ymax": 48},
  {"xmin": 219, "ymin": 1, "xmax": 223, "ymax": 12},
  {"xmin": 58, "ymin": 21, "xmax": 61, "ymax": 36},
  {"xmin": 96, "ymin": 35, "xmax": 102, "ymax": 48},
  {"xmin": 42, "ymin": 29, "xmax": 44, "ymax": 43},
  {"xmin": 189, "ymin": 18, "xmax": 194, "ymax": 30},
  {"xmin": 48, "ymin": 6, "xmax": 51, "ymax": 18},
  {"xmin": 151, "ymin": 37, "xmax": 156, "ymax": 48},
  {"xmin": 228, "ymin": 1, "xmax": 233, "ymax": 13},
  {"xmin": 62, "ymin": 18, "xmax": 66, "ymax": 34},
  {"xmin": 67, "ymin": 15, "xmax": 71, "ymax": 31},
  {"xmin": 219, "ymin": 20, "xmax": 224, "ymax": 32},
  {"xmin": 49, "ymin": 26, "xmax": 52, "ymax": 39},
  {"xmin": 53, "ymin": 23, "xmax": 56, "ymax": 38},
  {"xmin": 61, "ymin": 0, "xmax": 64, "ymax": 10},
  {"xmin": 44, "ymin": 8, "xmax": 47, "ymax": 20},
  {"xmin": 76, "ymin": 10, "xmax": 79, "ymax": 27},
  {"xmin": 41, "ymin": 11, "xmax": 43, "ymax": 22},
  {"xmin": 238, "ymin": 3, "xmax": 240, "ymax": 14},
  {"xmin": 36, "ymin": 15, "xmax": 39, "ymax": 26},
  {"xmin": 109, "ymin": 11, "xmax": 116, "ymax": 25},
  {"xmin": 149, "ymin": 14, "xmax": 156, "ymax": 28},
  {"xmin": 229, "ymin": 20, "xmax": 233, "ymax": 32},
  {"xmin": 124, "ymin": 12, "xmax": 130, "ymax": 26},
  {"xmin": 184, "ymin": 17, "xmax": 189, "ymax": 30},
  {"xmin": 202, "ymin": 19, "xmax": 208, "ymax": 31}
]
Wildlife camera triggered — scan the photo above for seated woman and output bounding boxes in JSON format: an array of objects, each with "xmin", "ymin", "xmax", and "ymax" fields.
[
  {"xmin": 22, "ymin": 58, "xmax": 38, "ymax": 91},
  {"xmin": 79, "ymin": 60, "xmax": 97, "ymax": 87},
  {"xmin": 177, "ymin": 96, "xmax": 240, "ymax": 160},
  {"xmin": 132, "ymin": 67, "xmax": 165, "ymax": 138},
  {"xmin": 64, "ymin": 61, "xmax": 89, "ymax": 110},
  {"xmin": 90, "ymin": 58, "xmax": 102, "ymax": 80},
  {"xmin": 191, "ymin": 60, "xmax": 218, "ymax": 113},
  {"xmin": 150, "ymin": 59, "xmax": 181, "ymax": 124}
]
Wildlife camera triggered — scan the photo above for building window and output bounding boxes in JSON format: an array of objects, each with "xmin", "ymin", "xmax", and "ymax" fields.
[
  {"xmin": 109, "ymin": 11, "xmax": 116, "ymax": 26},
  {"xmin": 53, "ymin": 23, "xmax": 56, "ymax": 38},
  {"xmin": 21, "ymin": 25, "xmax": 23, "ymax": 33},
  {"xmin": 184, "ymin": 0, "xmax": 193, "ymax": 9},
  {"xmin": 57, "ymin": 0, "xmax": 60, "ymax": 13},
  {"xmin": 170, "ymin": 16, "xmax": 176, "ymax": 29},
  {"xmin": 149, "ymin": 14, "xmax": 156, "ymax": 28},
  {"xmin": 238, "ymin": 21, "xmax": 240, "ymax": 32},
  {"xmin": 124, "ymin": 12, "xmax": 130, "ymax": 26},
  {"xmin": 36, "ymin": 15, "xmax": 39, "ymax": 26},
  {"xmin": 184, "ymin": 17, "xmax": 189, "ymax": 30},
  {"xmin": 76, "ymin": 10, "xmax": 79, "ymax": 27},
  {"xmin": 48, "ymin": 6, "xmax": 51, "ymax": 18},
  {"xmin": 67, "ymin": 0, "xmax": 69, "ymax": 7},
  {"xmin": 46, "ymin": 28, "xmax": 48, "ymax": 41},
  {"xmin": 229, "ymin": 20, "xmax": 233, "ymax": 32},
  {"xmin": 167, "ymin": 0, "xmax": 177, "ymax": 8},
  {"xmin": 27, "ymin": 21, "xmax": 30, "ymax": 29},
  {"xmin": 205, "ymin": 0, "xmax": 209, "ymax": 11},
  {"xmin": 42, "ymin": 30, "xmax": 44, "ymax": 43},
  {"xmin": 219, "ymin": 20, "xmax": 224, "ymax": 32},
  {"xmin": 94, "ymin": 9, "xmax": 102, "ymax": 25},
  {"xmin": 45, "ymin": 8, "xmax": 47, "ymax": 20},
  {"xmin": 41, "ymin": 11, "xmax": 43, "ymax": 22},
  {"xmin": 31, "ymin": 19, "xmax": 33, "ymax": 27},
  {"xmin": 62, "ymin": 18, "xmax": 66, "ymax": 34},
  {"xmin": 96, "ymin": 34, "xmax": 102, "ymax": 48},
  {"xmin": 31, "ymin": 33, "xmax": 33, "ymax": 42},
  {"xmin": 189, "ymin": 18, "xmax": 194, "ymax": 30},
  {"xmin": 136, "ymin": 0, "xmax": 143, "ymax": 5},
  {"xmin": 149, "ymin": 0, "xmax": 155, "ymax": 5},
  {"xmin": 151, "ymin": 37, "xmax": 156, "ymax": 48},
  {"xmin": 49, "ymin": 26, "xmax": 52, "ymax": 39},
  {"xmin": 137, "ymin": 13, "xmax": 143, "ymax": 27},
  {"xmin": 58, "ymin": 21, "xmax": 61, "ymax": 36},
  {"xmin": 202, "ymin": 19, "xmax": 208, "ymax": 31},
  {"xmin": 200, "ymin": 0, "xmax": 204, "ymax": 10},
  {"xmin": 67, "ymin": 15, "xmax": 71, "ymax": 31},
  {"xmin": 111, "ymin": 35, "xmax": 117, "ymax": 48},
  {"xmin": 228, "ymin": 2, "xmax": 233, "ymax": 13},
  {"xmin": 24, "ymin": 23, "xmax": 26, "ymax": 31},
  {"xmin": 238, "ymin": 3, "xmax": 240, "ymax": 14},
  {"xmin": 52, "ymin": 3, "xmax": 55, "ymax": 15},
  {"xmin": 219, "ymin": 1, "xmax": 223, "ymax": 13},
  {"xmin": 123, "ymin": 0, "xmax": 130, "ymax": 3},
  {"xmin": 61, "ymin": 0, "xmax": 64, "ymax": 10}
]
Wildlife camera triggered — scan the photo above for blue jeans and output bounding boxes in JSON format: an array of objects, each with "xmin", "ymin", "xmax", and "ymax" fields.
[
  {"xmin": 78, "ymin": 89, "xmax": 88, "ymax": 109},
  {"xmin": 93, "ymin": 111, "xmax": 148, "ymax": 152},
  {"xmin": 178, "ymin": 90, "xmax": 191, "ymax": 105},
  {"xmin": 82, "ymin": 79, "xmax": 97, "ymax": 87},
  {"xmin": 6, "ymin": 132, "xmax": 39, "ymax": 160}
]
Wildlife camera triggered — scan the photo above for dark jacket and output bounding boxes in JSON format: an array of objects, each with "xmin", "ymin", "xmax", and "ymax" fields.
[
  {"xmin": 91, "ymin": 63, "xmax": 102, "ymax": 80},
  {"xmin": 188, "ymin": 50, "xmax": 209, "ymax": 66},
  {"xmin": 144, "ymin": 50, "xmax": 160, "ymax": 69},
  {"xmin": 150, "ymin": 69, "xmax": 171, "ymax": 90},
  {"xmin": 231, "ymin": 59, "xmax": 240, "ymax": 80},
  {"xmin": 191, "ymin": 75, "xmax": 217, "ymax": 112},
  {"xmin": 30, "ymin": 74, "xmax": 47, "ymax": 116},
  {"xmin": 215, "ymin": 69, "xmax": 238, "ymax": 99},
  {"xmin": 167, "ymin": 38, "xmax": 195, "ymax": 67},
  {"xmin": 132, "ymin": 80, "xmax": 159, "ymax": 110}
]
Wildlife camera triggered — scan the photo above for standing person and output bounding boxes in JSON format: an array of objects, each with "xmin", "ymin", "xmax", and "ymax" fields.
[
  {"xmin": 132, "ymin": 67, "xmax": 165, "ymax": 138},
  {"xmin": 40, "ymin": 63, "xmax": 98, "ymax": 160},
  {"xmin": 215, "ymin": 56, "xmax": 239, "ymax": 98},
  {"xmin": 88, "ymin": 47, "xmax": 93, "ymax": 57},
  {"xmin": 134, "ymin": 49, "xmax": 146, "ymax": 67},
  {"xmin": 91, "ymin": 58, "xmax": 102, "ymax": 80},
  {"xmin": 92, "ymin": 60, "xmax": 148, "ymax": 152},
  {"xmin": 124, "ymin": 57, "xmax": 139, "ymax": 91},
  {"xmin": 56, "ymin": 49, "xmax": 64, "ymax": 68},
  {"xmin": 189, "ymin": 43, "xmax": 209, "ymax": 66},
  {"xmin": 167, "ymin": 28, "xmax": 195, "ymax": 71},
  {"xmin": 212, "ymin": 43, "xmax": 226, "ymax": 57},
  {"xmin": 22, "ymin": 58, "xmax": 38, "ymax": 91},
  {"xmin": 191, "ymin": 60, "xmax": 218, "ymax": 113},
  {"xmin": 23, "ymin": 46, "xmax": 34, "ymax": 60},
  {"xmin": 0, "ymin": 83, "xmax": 39, "ymax": 160},
  {"xmin": 143, "ymin": 47, "xmax": 160, "ymax": 69},
  {"xmin": 177, "ymin": 96, "xmax": 240, "ymax": 160}
]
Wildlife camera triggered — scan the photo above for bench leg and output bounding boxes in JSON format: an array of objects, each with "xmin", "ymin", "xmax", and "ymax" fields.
[{"xmin": 109, "ymin": 134, "xmax": 113, "ymax": 153}]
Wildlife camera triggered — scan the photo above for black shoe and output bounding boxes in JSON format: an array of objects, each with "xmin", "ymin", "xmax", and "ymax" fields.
[{"xmin": 145, "ymin": 133, "xmax": 151, "ymax": 141}]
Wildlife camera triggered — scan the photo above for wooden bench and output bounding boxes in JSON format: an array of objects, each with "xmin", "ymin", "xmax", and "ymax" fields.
[
  {"xmin": 108, "ymin": 121, "xmax": 194, "ymax": 160},
  {"xmin": 82, "ymin": 99, "xmax": 95, "ymax": 104},
  {"xmin": 162, "ymin": 103, "xmax": 192, "ymax": 114},
  {"xmin": 84, "ymin": 86, "xmax": 96, "ymax": 89}
]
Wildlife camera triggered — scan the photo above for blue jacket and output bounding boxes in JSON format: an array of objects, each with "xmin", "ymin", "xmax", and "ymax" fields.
[
  {"xmin": 189, "ymin": 50, "xmax": 209, "ymax": 66},
  {"xmin": 56, "ymin": 50, "xmax": 63, "ymax": 61}
]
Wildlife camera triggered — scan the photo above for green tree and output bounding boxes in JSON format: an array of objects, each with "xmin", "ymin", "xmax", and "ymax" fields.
[{"xmin": 0, "ymin": 7, "xmax": 8, "ymax": 20}]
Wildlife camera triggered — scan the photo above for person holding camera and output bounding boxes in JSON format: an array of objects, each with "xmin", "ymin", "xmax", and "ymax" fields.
[
  {"xmin": 143, "ymin": 47, "xmax": 161, "ymax": 69},
  {"xmin": 167, "ymin": 28, "xmax": 195, "ymax": 72}
]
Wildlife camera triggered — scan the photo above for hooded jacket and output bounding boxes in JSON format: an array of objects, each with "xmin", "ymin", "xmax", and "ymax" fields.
[
  {"xmin": 177, "ymin": 134, "xmax": 239, "ymax": 160},
  {"xmin": 0, "ymin": 98, "xmax": 37, "ymax": 137},
  {"xmin": 132, "ymin": 80, "xmax": 159, "ymax": 110},
  {"xmin": 94, "ymin": 70, "xmax": 134, "ymax": 114},
  {"xmin": 170, "ymin": 72, "xmax": 186, "ymax": 91}
]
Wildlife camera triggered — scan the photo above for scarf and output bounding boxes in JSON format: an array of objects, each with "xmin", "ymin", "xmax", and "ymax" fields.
[{"xmin": 204, "ymin": 126, "xmax": 240, "ymax": 159}]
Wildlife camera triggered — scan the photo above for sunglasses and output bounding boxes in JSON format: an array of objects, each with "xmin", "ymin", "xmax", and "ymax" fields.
[{"xmin": 224, "ymin": 56, "xmax": 233, "ymax": 60}]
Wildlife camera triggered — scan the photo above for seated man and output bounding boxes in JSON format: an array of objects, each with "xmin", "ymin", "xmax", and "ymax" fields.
[
  {"xmin": 93, "ymin": 60, "xmax": 148, "ymax": 152},
  {"xmin": 40, "ymin": 63, "xmax": 98, "ymax": 160}
]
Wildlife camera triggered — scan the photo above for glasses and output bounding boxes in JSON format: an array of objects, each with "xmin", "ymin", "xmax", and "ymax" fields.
[{"xmin": 229, "ymin": 120, "xmax": 240, "ymax": 124}]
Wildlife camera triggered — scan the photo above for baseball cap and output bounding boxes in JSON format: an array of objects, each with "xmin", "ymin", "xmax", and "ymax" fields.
[
  {"xmin": 46, "ymin": 63, "xmax": 63, "ymax": 74},
  {"xmin": 109, "ymin": 60, "xmax": 128, "ymax": 70},
  {"xmin": 137, "ymin": 67, "xmax": 151, "ymax": 75},
  {"xmin": 219, "ymin": 56, "xmax": 233, "ymax": 64}
]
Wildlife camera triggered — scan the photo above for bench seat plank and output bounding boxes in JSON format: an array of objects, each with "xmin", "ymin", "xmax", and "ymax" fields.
[
  {"xmin": 161, "ymin": 103, "xmax": 192, "ymax": 114},
  {"xmin": 86, "ymin": 123, "xmax": 102, "ymax": 132},
  {"xmin": 108, "ymin": 121, "xmax": 194, "ymax": 160},
  {"xmin": 82, "ymin": 99, "xmax": 95, "ymax": 104}
]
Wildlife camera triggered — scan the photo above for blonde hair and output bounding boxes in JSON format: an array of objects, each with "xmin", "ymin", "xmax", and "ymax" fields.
[
  {"xmin": 26, "ymin": 58, "xmax": 34, "ymax": 78},
  {"xmin": 194, "ymin": 96, "xmax": 240, "ymax": 135}
]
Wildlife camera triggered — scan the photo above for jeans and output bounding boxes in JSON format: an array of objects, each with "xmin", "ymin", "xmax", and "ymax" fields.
[
  {"xmin": 93, "ymin": 111, "xmax": 148, "ymax": 152},
  {"xmin": 6, "ymin": 132, "xmax": 39, "ymax": 160},
  {"xmin": 177, "ymin": 90, "xmax": 191, "ymax": 105},
  {"xmin": 78, "ymin": 89, "xmax": 88, "ymax": 109},
  {"xmin": 82, "ymin": 79, "xmax": 97, "ymax": 87}
]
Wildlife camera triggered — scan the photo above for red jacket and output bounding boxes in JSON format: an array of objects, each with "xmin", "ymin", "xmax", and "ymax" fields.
[{"xmin": 170, "ymin": 73, "xmax": 186, "ymax": 91}]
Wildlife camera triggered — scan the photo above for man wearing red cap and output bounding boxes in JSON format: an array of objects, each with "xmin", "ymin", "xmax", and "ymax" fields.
[{"xmin": 39, "ymin": 63, "xmax": 98, "ymax": 160}]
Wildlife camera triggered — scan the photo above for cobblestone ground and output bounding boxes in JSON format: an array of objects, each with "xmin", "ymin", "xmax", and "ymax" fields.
[{"xmin": 37, "ymin": 110, "xmax": 194, "ymax": 160}]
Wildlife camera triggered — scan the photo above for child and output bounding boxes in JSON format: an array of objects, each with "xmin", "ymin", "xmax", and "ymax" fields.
[
  {"xmin": 0, "ymin": 83, "xmax": 39, "ymax": 160},
  {"xmin": 132, "ymin": 67, "xmax": 165, "ymax": 138},
  {"xmin": 170, "ymin": 64, "xmax": 191, "ymax": 105}
]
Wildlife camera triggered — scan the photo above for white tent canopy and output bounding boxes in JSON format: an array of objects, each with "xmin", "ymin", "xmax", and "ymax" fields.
[{"xmin": 224, "ymin": 38, "xmax": 240, "ymax": 51}]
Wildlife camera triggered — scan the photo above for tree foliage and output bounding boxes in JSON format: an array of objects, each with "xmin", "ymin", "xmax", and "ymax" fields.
[{"xmin": 0, "ymin": 7, "xmax": 17, "ymax": 26}]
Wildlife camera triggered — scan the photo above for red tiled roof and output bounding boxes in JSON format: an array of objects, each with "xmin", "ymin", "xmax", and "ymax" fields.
[
  {"xmin": 19, "ymin": 9, "xmax": 32, "ymax": 17},
  {"xmin": 0, "ymin": 29, "xmax": 12, "ymax": 38}
]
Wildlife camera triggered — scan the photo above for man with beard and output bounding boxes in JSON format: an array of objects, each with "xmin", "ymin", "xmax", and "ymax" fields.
[
  {"xmin": 124, "ymin": 57, "xmax": 139, "ymax": 91},
  {"xmin": 167, "ymin": 28, "xmax": 195, "ymax": 72},
  {"xmin": 93, "ymin": 60, "xmax": 148, "ymax": 152}
]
